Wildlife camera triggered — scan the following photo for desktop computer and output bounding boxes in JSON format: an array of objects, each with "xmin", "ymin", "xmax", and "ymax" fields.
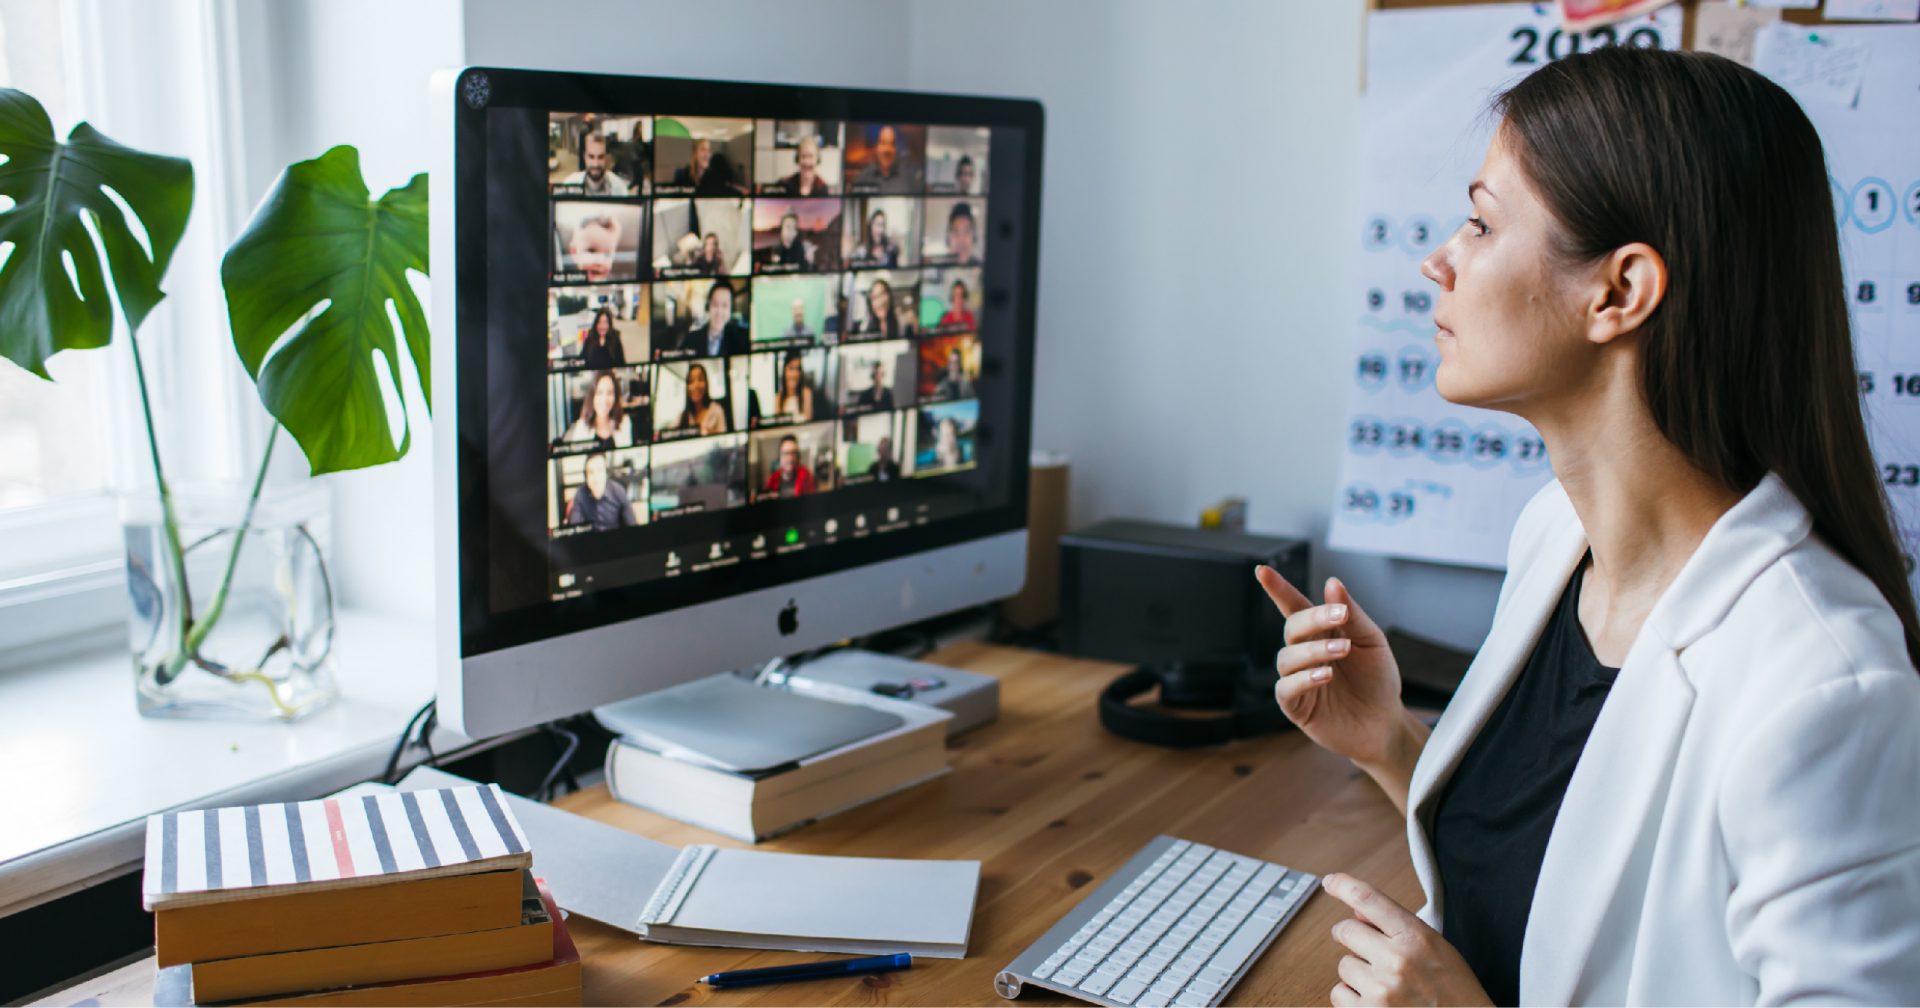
[{"xmin": 429, "ymin": 68, "xmax": 1044, "ymax": 740}]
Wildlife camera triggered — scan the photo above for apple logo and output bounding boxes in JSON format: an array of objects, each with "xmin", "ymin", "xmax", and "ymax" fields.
[{"xmin": 777, "ymin": 599, "xmax": 799, "ymax": 636}]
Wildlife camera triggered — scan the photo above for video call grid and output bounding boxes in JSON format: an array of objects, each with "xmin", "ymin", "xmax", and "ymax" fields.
[{"xmin": 542, "ymin": 114, "xmax": 991, "ymax": 540}]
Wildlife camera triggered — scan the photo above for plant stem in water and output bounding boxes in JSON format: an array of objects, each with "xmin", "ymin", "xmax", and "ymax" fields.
[{"xmin": 170, "ymin": 424, "xmax": 280, "ymax": 676}]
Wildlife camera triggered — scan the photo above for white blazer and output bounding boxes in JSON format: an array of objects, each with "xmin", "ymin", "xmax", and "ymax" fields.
[{"xmin": 1406, "ymin": 474, "xmax": 1920, "ymax": 1005}]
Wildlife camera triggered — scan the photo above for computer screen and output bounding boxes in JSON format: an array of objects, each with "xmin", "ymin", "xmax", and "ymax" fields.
[{"xmin": 441, "ymin": 70, "xmax": 1041, "ymax": 678}]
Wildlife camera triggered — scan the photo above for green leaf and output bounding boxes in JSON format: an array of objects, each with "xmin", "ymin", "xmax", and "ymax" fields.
[
  {"xmin": 222, "ymin": 145, "xmax": 429, "ymax": 475},
  {"xmin": 0, "ymin": 88, "xmax": 193, "ymax": 377}
]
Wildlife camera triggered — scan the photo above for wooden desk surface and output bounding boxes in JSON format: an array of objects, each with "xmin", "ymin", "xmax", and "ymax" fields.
[{"xmin": 42, "ymin": 643, "xmax": 1415, "ymax": 1008}]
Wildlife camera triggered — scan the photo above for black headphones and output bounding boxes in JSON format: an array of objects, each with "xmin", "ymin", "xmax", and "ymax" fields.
[{"xmin": 1098, "ymin": 659, "xmax": 1292, "ymax": 748}]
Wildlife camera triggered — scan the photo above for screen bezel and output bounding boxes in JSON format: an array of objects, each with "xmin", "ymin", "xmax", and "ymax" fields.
[{"xmin": 451, "ymin": 67, "xmax": 1043, "ymax": 659}]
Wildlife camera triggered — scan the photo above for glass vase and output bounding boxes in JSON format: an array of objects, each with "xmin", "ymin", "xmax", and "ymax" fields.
[{"xmin": 125, "ymin": 484, "xmax": 337, "ymax": 720}]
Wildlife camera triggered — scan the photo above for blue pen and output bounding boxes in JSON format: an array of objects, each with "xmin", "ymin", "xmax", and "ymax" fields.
[{"xmin": 699, "ymin": 952, "xmax": 913, "ymax": 989}]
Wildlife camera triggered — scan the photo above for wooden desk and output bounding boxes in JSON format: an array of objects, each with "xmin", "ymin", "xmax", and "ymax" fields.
[{"xmin": 42, "ymin": 643, "xmax": 1416, "ymax": 1008}]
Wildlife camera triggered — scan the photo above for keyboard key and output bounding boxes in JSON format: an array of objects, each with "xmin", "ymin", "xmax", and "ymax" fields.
[
  {"xmin": 1137, "ymin": 995, "xmax": 1172, "ymax": 1008},
  {"xmin": 1184, "ymin": 980, "xmax": 1224, "ymax": 1004},
  {"xmin": 1081, "ymin": 973, "xmax": 1117, "ymax": 997},
  {"xmin": 1110, "ymin": 978, "xmax": 1149, "ymax": 1003}
]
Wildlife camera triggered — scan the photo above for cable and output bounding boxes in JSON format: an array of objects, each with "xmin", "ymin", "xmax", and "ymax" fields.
[
  {"xmin": 382, "ymin": 699, "xmax": 437, "ymax": 785},
  {"xmin": 535, "ymin": 720, "xmax": 581, "ymax": 802}
]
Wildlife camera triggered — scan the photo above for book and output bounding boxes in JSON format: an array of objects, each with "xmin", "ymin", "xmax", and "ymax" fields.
[
  {"xmin": 154, "ymin": 879, "xmax": 582, "ymax": 1007},
  {"xmin": 638, "ymin": 844, "xmax": 979, "ymax": 958},
  {"xmin": 146, "ymin": 785, "xmax": 532, "ymax": 965},
  {"xmin": 399, "ymin": 767, "xmax": 982, "ymax": 959},
  {"xmin": 604, "ymin": 684, "xmax": 952, "ymax": 841},
  {"xmin": 187, "ymin": 871, "xmax": 553, "ymax": 1002}
]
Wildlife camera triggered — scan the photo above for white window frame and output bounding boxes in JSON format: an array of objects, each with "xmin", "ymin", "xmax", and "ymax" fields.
[{"xmin": 0, "ymin": 0, "xmax": 277, "ymax": 661}]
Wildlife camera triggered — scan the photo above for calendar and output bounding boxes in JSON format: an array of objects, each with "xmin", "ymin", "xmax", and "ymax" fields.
[
  {"xmin": 1331, "ymin": 3, "xmax": 1683, "ymax": 567},
  {"xmin": 1753, "ymin": 23, "xmax": 1920, "ymax": 597}
]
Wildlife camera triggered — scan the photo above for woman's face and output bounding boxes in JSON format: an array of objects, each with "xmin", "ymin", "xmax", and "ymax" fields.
[
  {"xmin": 703, "ymin": 234, "xmax": 720, "ymax": 258},
  {"xmin": 868, "ymin": 213, "xmax": 887, "ymax": 245},
  {"xmin": 780, "ymin": 217, "xmax": 799, "ymax": 243},
  {"xmin": 592, "ymin": 312, "xmax": 612, "ymax": 338},
  {"xmin": 784, "ymin": 357, "xmax": 803, "ymax": 392},
  {"xmin": 939, "ymin": 419, "xmax": 958, "ymax": 451},
  {"xmin": 592, "ymin": 375, "xmax": 617, "ymax": 418},
  {"xmin": 686, "ymin": 365, "xmax": 708, "ymax": 404},
  {"xmin": 870, "ymin": 282, "xmax": 891, "ymax": 317},
  {"xmin": 1420, "ymin": 128, "xmax": 1596, "ymax": 413}
]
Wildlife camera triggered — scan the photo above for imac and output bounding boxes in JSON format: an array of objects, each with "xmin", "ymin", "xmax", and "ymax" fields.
[{"xmin": 430, "ymin": 69, "xmax": 1044, "ymax": 739}]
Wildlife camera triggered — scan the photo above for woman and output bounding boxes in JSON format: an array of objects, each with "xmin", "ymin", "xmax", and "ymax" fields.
[
  {"xmin": 854, "ymin": 209, "xmax": 898, "ymax": 266},
  {"xmin": 674, "ymin": 362, "xmax": 727, "ymax": 436},
  {"xmin": 696, "ymin": 232, "xmax": 726, "ymax": 275},
  {"xmin": 1259, "ymin": 48, "xmax": 1920, "ymax": 1005},
  {"xmin": 934, "ymin": 417, "xmax": 962, "ymax": 469},
  {"xmin": 939, "ymin": 278, "xmax": 975, "ymax": 330},
  {"xmin": 578, "ymin": 307, "xmax": 624, "ymax": 369},
  {"xmin": 561, "ymin": 370, "xmax": 631, "ymax": 449},
  {"xmin": 774, "ymin": 350, "xmax": 814, "ymax": 423},
  {"xmin": 855, "ymin": 277, "xmax": 911, "ymax": 340}
]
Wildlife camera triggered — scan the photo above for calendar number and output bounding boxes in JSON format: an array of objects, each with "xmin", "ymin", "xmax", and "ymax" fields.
[
  {"xmin": 1892, "ymin": 374, "xmax": 1920, "ymax": 397},
  {"xmin": 1861, "ymin": 371, "xmax": 1877, "ymax": 395},
  {"xmin": 1884, "ymin": 464, "xmax": 1920, "ymax": 487},
  {"xmin": 1510, "ymin": 24, "xmax": 1661, "ymax": 66}
]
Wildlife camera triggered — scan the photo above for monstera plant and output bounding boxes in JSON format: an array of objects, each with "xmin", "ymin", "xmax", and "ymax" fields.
[{"xmin": 0, "ymin": 87, "xmax": 428, "ymax": 716}]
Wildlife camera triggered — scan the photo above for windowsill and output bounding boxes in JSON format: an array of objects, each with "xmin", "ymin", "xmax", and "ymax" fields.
[{"xmin": 0, "ymin": 609, "xmax": 467, "ymax": 919}]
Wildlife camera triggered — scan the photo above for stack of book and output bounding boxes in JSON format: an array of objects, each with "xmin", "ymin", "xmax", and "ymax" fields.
[
  {"xmin": 143, "ymin": 784, "xmax": 582, "ymax": 1006},
  {"xmin": 605, "ymin": 680, "xmax": 953, "ymax": 842}
]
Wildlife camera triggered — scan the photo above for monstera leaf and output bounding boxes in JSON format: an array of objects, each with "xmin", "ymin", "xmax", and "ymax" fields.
[
  {"xmin": 222, "ymin": 146, "xmax": 428, "ymax": 474},
  {"xmin": 0, "ymin": 88, "xmax": 193, "ymax": 377}
]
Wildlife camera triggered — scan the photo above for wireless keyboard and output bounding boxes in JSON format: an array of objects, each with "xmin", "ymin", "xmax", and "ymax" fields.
[{"xmin": 994, "ymin": 836, "xmax": 1318, "ymax": 1007}]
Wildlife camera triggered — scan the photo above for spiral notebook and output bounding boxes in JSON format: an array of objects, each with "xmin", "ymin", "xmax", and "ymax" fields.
[{"xmin": 394, "ymin": 767, "xmax": 979, "ymax": 958}]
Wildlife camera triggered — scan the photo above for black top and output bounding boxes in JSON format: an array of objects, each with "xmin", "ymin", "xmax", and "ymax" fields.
[{"xmin": 1430, "ymin": 554, "xmax": 1619, "ymax": 1006}]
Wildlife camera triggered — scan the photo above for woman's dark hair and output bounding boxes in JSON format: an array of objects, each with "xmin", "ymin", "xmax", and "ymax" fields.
[
  {"xmin": 781, "ymin": 349, "xmax": 808, "ymax": 396},
  {"xmin": 680, "ymin": 362, "xmax": 711, "ymax": 426},
  {"xmin": 589, "ymin": 307, "xmax": 616, "ymax": 342},
  {"xmin": 581, "ymin": 369, "xmax": 625, "ymax": 430},
  {"xmin": 867, "ymin": 278, "xmax": 895, "ymax": 336},
  {"xmin": 1497, "ymin": 46, "xmax": 1920, "ymax": 669}
]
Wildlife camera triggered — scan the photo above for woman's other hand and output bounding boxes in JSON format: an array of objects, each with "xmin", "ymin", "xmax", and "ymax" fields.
[{"xmin": 1323, "ymin": 873, "xmax": 1492, "ymax": 1007}]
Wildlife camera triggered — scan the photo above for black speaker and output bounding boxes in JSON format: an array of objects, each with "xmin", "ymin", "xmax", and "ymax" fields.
[{"xmin": 1060, "ymin": 520, "xmax": 1311, "ymax": 747}]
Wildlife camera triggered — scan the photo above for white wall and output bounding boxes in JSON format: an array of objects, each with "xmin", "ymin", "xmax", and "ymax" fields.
[
  {"xmin": 335, "ymin": 0, "xmax": 1508, "ymax": 648},
  {"xmin": 899, "ymin": 1, "xmax": 1504, "ymax": 648}
]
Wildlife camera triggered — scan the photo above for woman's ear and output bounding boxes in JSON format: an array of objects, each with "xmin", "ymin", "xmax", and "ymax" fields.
[{"xmin": 1589, "ymin": 241, "xmax": 1666, "ymax": 345}]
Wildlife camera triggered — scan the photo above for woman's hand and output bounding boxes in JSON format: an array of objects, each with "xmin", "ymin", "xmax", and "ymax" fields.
[
  {"xmin": 1323, "ymin": 873, "xmax": 1492, "ymax": 1007},
  {"xmin": 1256, "ymin": 568, "xmax": 1412, "ymax": 770}
]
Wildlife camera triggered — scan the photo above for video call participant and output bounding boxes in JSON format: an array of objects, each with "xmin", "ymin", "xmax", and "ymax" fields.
[
  {"xmin": 852, "ymin": 209, "xmax": 901, "ymax": 267},
  {"xmin": 564, "ymin": 452, "xmax": 637, "ymax": 531},
  {"xmin": 768, "ymin": 212, "xmax": 811, "ymax": 268},
  {"xmin": 561, "ymin": 370, "xmax": 634, "ymax": 448},
  {"xmin": 695, "ymin": 232, "xmax": 727, "ymax": 276},
  {"xmin": 852, "ymin": 276, "xmax": 912, "ymax": 339},
  {"xmin": 944, "ymin": 202, "xmax": 979, "ymax": 265},
  {"xmin": 852, "ymin": 360, "xmax": 894, "ymax": 411},
  {"xmin": 776, "ymin": 135, "xmax": 831, "ymax": 196},
  {"xmin": 566, "ymin": 213, "xmax": 622, "ymax": 283},
  {"xmin": 939, "ymin": 278, "xmax": 975, "ymax": 330},
  {"xmin": 672, "ymin": 137, "xmax": 743, "ymax": 195},
  {"xmin": 854, "ymin": 125, "xmax": 913, "ymax": 194},
  {"xmin": 954, "ymin": 155, "xmax": 976, "ymax": 195},
  {"xmin": 763, "ymin": 435, "xmax": 816, "ymax": 497},
  {"xmin": 934, "ymin": 347, "xmax": 974, "ymax": 399},
  {"xmin": 870, "ymin": 435, "xmax": 901, "ymax": 481},
  {"xmin": 671, "ymin": 362, "xmax": 729, "ymax": 436},
  {"xmin": 935, "ymin": 416, "xmax": 964, "ymax": 468},
  {"xmin": 678, "ymin": 281, "xmax": 749, "ymax": 357},
  {"xmin": 561, "ymin": 132, "xmax": 631, "ymax": 197},
  {"xmin": 783, "ymin": 300, "xmax": 814, "ymax": 340},
  {"xmin": 579, "ymin": 308, "xmax": 626, "ymax": 369},
  {"xmin": 773, "ymin": 350, "xmax": 815, "ymax": 422}
]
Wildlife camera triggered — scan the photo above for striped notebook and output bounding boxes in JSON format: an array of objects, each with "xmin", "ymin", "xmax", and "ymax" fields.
[{"xmin": 143, "ymin": 785, "xmax": 532, "ymax": 910}]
